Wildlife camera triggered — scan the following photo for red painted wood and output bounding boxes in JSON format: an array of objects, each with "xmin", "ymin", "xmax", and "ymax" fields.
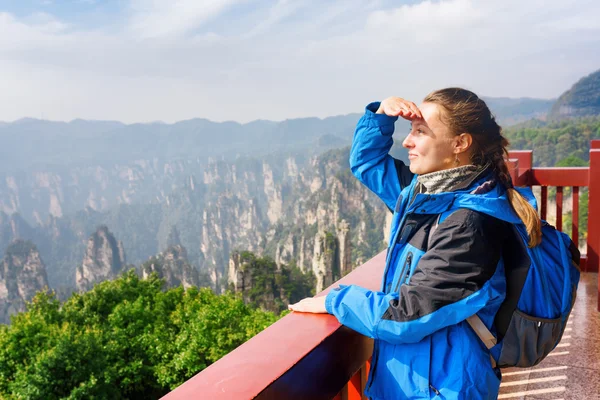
[
  {"xmin": 590, "ymin": 148, "xmax": 600, "ymax": 308},
  {"xmin": 580, "ymin": 256, "xmax": 588, "ymax": 271},
  {"xmin": 347, "ymin": 366, "xmax": 363, "ymax": 400},
  {"xmin": 556, "ymin": 186, "xmax": 563, "ymax": 232},
  {"xmin": 588, "ymin": 150, "xmax": 600, "ymax": 277},
  {"xmin": 508, "ymin": 150, "xmax": 533, "ymax": 186},
  {"xmin": 531, "ymin": 168, "xmax": 589, "ymax": 187},
  {"xmin": 161, "ymin": 252, "xmax": 385, "ymax": 400},
  {"xmin": 573, "ymin": 187, "xmax": 579, "ymax": 244},
  {"xmin": 541, "ymin": 186, "xmax": 548, "ymax": 220},
  {"xmin": 508, "ymin": 150, "xmax": 533, "ymax": 170},
  {"xmin": 508, "ymin": 159, "xmax": 518, "ymax": 186}
]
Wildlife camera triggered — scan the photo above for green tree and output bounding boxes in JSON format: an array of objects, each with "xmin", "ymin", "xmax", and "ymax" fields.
[{"xmin": 0, "ymin": 270, "xmax": 279, "ymax": 399}]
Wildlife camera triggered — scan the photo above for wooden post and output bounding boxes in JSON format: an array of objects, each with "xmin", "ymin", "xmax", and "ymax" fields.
[
  {"xmin": 589, "ymin": 146, "xmax": 600, "ymax": 274},
  {"xmin": 573, "ymin": 186, "xmax": 579, "ymax": 245},
  {"xmin": 556, "ymin": 187, "xmax": 563, "ymax": 232},
  {"xmin": 591, "ymin": 141, "xmax": 600, "ymax": 311},
  {"xmin": 508, "ymin": 159, "xmax": 519, "ymax": 186},
  {"xmin": 508, "ymin": 150, "xmax": 533, "ymax": 186}
]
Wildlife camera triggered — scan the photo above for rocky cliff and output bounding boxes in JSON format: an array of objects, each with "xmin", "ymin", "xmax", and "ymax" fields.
[
  {"xmin": 140, "ymin": 245, "xmax": 200, "ymax": 289},
  {"xmin": 0, "ymin": 240, "xmax": 49, "ymax": 324},
  {"xmin": 75, "ymin": 226, "xmax": 126, "ymax": 292},
  {"xmin": 0, "ymin": 146, "xmax": 396, "ymax": 297}
]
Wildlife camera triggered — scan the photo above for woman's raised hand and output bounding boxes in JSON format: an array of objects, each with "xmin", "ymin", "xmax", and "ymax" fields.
[{"xmin": 377, "ymin": 97, "xmax": 422, "ymax": 120}]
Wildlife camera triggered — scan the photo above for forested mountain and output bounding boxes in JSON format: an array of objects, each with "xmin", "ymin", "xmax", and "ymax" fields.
[
  {"xmin": 549, "ymin": 68, "xmax": 600, "ymax": 120},
  {"xmin": 504, "ymin": 117, "xmax": 600, "ymax": 166},
  {"xmin": 483, "ymin": 97, "xmax": 554, "ymax": 125}
]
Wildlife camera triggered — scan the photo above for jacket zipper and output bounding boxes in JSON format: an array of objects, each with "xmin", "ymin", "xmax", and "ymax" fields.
[
  {"xmin": 393, "ymin": 251, "xmax": 413, "ymax": 293},
  {"xmin": 368, "ymin": 186, "xmax": 423, "ymax": 393}
]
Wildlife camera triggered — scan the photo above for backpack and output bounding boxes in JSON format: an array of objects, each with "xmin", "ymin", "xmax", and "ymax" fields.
[{"xmin": 432, "ymin": 212, "xmax": 581, "ymax": 368}]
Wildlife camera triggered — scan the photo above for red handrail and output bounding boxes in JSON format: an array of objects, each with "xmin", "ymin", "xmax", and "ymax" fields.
[{"xmin": 161, "ymin": 253, "xmax": 385, "ymax": 400}]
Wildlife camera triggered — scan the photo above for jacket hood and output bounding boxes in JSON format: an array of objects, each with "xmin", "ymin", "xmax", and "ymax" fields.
[{"xmin": 407, "ymin": 171, "xmax": 536, "ymax": 226}]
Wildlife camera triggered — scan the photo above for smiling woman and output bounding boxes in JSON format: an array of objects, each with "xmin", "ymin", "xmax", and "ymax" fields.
[{"xmin": 289, "ymin": 88, "xmax": 543, "ymax": 400}]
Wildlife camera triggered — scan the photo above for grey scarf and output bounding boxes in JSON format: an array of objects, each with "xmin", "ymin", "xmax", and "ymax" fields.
[{"xmin": 417, "ymin": 165, "xmax": 480, "ymax": 194}]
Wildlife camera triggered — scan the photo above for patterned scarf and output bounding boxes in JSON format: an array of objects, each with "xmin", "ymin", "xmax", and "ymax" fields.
[{"xmin": 417, "ymin": 165, "xmax": 481, "ymax": 194}]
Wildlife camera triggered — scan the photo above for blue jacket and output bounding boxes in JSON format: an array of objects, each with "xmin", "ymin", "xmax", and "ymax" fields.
[{"xmin": 325, "ymin": 103, "xmax": 536, "ymax": 400}]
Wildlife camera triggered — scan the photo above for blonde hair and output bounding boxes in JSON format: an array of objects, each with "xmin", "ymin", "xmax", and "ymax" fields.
[{"xmin": 424, "ymin": 88, "xmax": 541, "ymax": 247}]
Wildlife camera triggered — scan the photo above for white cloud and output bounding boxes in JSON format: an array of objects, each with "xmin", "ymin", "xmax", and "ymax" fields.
[
  {"xmin": 128, "ymin": 0, "xmax": 248, "ymax": 39},
  {"xmin": 0, "ymin": 0, "xmax": 599, "ymax": 123}
]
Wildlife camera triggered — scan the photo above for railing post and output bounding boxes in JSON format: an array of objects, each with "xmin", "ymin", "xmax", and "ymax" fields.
[
  {"xmin": 590, "ymin": 141, "xmax": 600, "ymax": 311},
  {"xmin": 508, "ymin": 159, "xmax": 519, "ymax": 186},
  {"xmin": 589, "ymin": 146, "xmax": 600, "ymax": 273},
  {"xmin": 508, "ymin": 150, "xmax": 533, "ymax": 186}
]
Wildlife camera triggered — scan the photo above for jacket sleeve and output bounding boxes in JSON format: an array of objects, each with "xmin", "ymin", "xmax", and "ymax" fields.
[
  {"xmin": 350, "ymin": 102, "xmax": 414, "ymax": 211},
  {"xmin": 325, "ymin": 210, "xmax": 507, "ymax": 344}
]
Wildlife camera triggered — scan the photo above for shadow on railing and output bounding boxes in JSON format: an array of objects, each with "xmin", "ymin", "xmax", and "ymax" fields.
[{"xmin": 163, "ymin": 140, "xmax": 600, "ymax": 400}]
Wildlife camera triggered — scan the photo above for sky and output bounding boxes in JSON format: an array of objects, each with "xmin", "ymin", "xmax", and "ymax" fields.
[{"xmin": 0, "ymin": 0, "xmax": 599, "ymax": 124}]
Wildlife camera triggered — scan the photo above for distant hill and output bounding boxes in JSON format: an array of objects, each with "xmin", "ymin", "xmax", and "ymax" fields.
[
  {"xmin": 483, "ymin": 97, "xmax": 555, "ymax": 125},
  {"xmin": 549, "ymin": 68, "xmax": 600, "ymax": 120}
]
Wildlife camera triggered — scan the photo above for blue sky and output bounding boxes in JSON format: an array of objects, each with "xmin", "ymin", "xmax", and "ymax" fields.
[{"xmin": 0, "ymin": 0, "xmax": 599, "ymax": 123}]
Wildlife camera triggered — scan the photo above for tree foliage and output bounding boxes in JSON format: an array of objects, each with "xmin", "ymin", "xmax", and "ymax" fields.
[
  {"xmin": 233, "ymin": 251, "xmax": 315, "ymax": 313},
  {"xmin": 0, "ymin": 270, "xmax": 279, "ymax": 399},
  {"xmin": 504, "ymin": 117, "xmax": 600, "ymax": 166}
]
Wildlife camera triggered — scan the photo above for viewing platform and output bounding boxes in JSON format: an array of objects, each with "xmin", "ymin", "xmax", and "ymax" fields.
[{"xmin": 163, "ymin": 141, "xmax": 600, "ymax": 400}]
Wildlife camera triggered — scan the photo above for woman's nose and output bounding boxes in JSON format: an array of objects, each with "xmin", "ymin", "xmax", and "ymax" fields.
[{"xmin": 402, "ymin": 134, "xmax": 413, "ymax": 149}]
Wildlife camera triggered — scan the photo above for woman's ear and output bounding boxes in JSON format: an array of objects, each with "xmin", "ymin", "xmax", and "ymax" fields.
[{"xmin": 454, "ymin": 133, "xmax": 473, "ymax": 154}]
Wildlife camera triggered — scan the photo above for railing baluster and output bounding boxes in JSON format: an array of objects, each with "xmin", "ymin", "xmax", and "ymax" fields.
[
  {"xmin": 556, "ymin": 186, "xmax": 563, "ymax": 231},
  {"xmin": 335, "ymin": 384, "xmax": 348, "ymax": 400},
  {"xmin": 541, "ymin": 186, "xmax": 548, "ymax": 220},
  {"xmin": 346, "ymin": 364, "xmax": 366, "ymax": 400},
  {"xmin": 573, "ymin": 186, "xmax": 579, "ymax": 245}
]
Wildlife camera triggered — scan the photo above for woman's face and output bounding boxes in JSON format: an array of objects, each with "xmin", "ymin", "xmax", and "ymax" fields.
[{"xmin": 402, "ymin": 102, "xmax": 458, "ymax": 175}]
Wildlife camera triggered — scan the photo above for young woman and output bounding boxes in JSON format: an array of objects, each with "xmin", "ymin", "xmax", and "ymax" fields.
[{"xmin": 288, "ymin": 88, "xmax": 541, "ymax": 399}]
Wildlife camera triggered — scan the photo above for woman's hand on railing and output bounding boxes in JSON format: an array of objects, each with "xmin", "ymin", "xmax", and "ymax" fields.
[{"xmin": 288, "ymin": 296, "xmax": 328, "ymax": 313}]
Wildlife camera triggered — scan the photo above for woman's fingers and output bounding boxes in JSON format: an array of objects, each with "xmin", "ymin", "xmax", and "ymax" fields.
[
  {"xmin": 406, "ymin": 101, "xmax": 423, "ymax": 119},
  {"xmin": 380, "ymin": 97, "xmax": 422, "ymax": 120}
]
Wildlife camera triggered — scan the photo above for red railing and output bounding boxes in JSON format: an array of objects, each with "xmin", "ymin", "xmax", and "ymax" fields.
[
  {"xmin": 508, "ymin": 140, "xmax": 600, "ymax": 275},
  {"xmin": 162, "ymin": 141, "xmax": 600, "ymax": 400}
]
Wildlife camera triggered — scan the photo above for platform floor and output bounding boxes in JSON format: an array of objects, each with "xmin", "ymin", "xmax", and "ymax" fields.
[{"xmin": 498, "ymin": 273, "xmax": 600, "ymax": 400}]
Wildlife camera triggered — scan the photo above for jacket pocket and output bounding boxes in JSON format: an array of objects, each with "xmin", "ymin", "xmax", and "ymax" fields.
[{"xmin": 497, "ymin": 309, "xmax": 565, "ymax": 367}]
